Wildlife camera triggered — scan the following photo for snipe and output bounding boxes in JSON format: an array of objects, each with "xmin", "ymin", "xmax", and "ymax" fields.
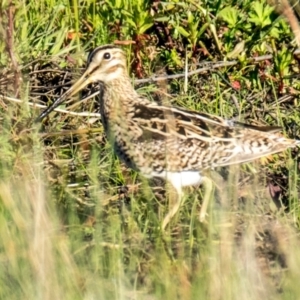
[{"xmin": 36, "ymin": 45, "xmax": 300, "ymax": 230}]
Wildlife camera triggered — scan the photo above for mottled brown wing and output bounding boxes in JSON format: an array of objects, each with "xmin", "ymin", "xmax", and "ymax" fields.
[
  {"xmin": 131, "ymin": 102, "xmax": 297, "ymax": 172},
  {"xmin": 133, "ymin": 102, "xmax": 239, "ymax": 141}
]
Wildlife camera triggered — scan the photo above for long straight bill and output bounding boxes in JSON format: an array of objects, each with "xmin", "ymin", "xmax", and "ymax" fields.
[{"xmin": 35, "ymin": 69, "xmax": 94, "ymax": 123}]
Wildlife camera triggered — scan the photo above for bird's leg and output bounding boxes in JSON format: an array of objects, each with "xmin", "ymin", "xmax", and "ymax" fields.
[
  {"xmin": 199, "ymin": 176, "xmax": 214, "ymax": 222},
  {"xmin": 161, "ymin": 185, "xmax": 183, "ymax": 231}
]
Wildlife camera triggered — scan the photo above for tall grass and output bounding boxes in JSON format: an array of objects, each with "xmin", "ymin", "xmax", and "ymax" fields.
[{"xmin": 0, "ymin": 0, "xmax": 300, "ymax": 299}]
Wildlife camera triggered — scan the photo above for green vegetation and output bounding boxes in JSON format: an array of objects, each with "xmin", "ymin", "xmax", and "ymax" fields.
[{"xmin": 0, "ymin": 0, "xmax": 300, "ymax": 299}]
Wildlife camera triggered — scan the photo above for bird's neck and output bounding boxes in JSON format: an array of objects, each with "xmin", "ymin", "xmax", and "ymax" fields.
[
  {"xmin": 105, "ymin": 75, "xmax": 140, "ymax": 109},
  {"xmin": 99, "ymin": 75, "xmax": 145, "ymax": 131}
]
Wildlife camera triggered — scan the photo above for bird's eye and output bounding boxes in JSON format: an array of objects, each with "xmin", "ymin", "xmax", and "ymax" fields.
[{"xmin": 103, "ymin": 52, "xmax": 111, "ymax": 60}]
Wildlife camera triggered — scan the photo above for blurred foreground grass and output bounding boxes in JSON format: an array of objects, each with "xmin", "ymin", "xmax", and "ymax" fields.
[{"xmin": 0, "ymin": 0, "xmax": 300, "ymax": 299}]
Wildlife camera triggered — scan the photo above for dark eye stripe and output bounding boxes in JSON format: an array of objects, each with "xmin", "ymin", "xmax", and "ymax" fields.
[{"xmin": 87, "ymin": 45, "xmax": 118, "ymax": 64}]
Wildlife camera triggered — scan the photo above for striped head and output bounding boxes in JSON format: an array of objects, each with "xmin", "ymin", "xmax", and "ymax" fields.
[
  {"xmin": 85, "ymin": 45, "xmax": 128, "ymax": 83},
  {"xmin": 35, "ymin": 45, "xmax": 127, "ymax": 121}
]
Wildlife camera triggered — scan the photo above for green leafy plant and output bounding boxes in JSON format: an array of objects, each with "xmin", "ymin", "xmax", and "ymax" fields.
[
  {"xmin": 248, "ymin": 1, "xmax": 274, "ymax": 28},
  {"xmin": 274, "ymin": 46, "xmax": 293, "ymax": 77},
  {"xmin": 1, "ymin": 1, "xmax": 300, "ymax": 299}
]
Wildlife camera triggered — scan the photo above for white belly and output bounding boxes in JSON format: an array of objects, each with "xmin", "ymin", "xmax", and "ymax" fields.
[
  {"xmin": 148, "ymin": 170, "xmax": 203, "ymax": 193},
  {"xmin": 167, "ymin": 171, "xmax": 203, "ymax": 188}
]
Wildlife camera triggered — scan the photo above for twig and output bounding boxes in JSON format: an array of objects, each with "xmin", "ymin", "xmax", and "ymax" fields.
[
  {"xmin": 66, "ymin": 182, "xmax": 142, "ymax": 206},
  {"xmin": 0, "ymin": 94, "xmax": 101, "ymax": 118},
  {"xmin": 274, "ymin": 0, "xmax": 300, "ymax": 47},
  {"xmin": 134, "ymin": 49, "xmax": 300, "ymax": 84},
  {"xmin": 134, "ymin": 61, "xmax": 237, "ymax": 84},
  {"xmin": 39, "ymin": 128, "xmax": 102, "ymax": 138},
  {"xmin": 5, "ymin": 1, "xmax": 21, "ymax": 97}
]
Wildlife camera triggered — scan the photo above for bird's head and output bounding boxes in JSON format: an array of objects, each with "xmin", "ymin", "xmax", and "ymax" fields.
[
  {"xmin": 35, "ymin": 45, "xmax": 127, "ymax": 122},
  {"xmin": 85, "ymin": 45, "xmax": 127, "ymax": 83}
]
